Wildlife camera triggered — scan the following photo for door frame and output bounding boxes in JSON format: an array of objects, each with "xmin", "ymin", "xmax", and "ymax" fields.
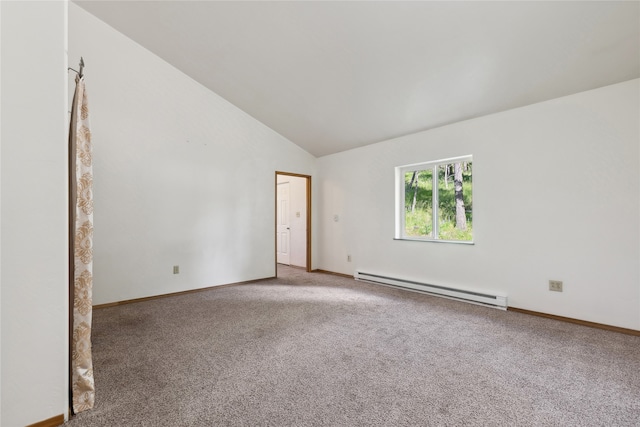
[{"xmin": 275, "ymin": 171, "xmax": 312, "ymax": 273}]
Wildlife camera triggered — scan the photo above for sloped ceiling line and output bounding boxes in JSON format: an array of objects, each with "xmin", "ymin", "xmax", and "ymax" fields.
[{"xmin": 74, "ymin": 1, "xmax": 640, "ymax": 157}]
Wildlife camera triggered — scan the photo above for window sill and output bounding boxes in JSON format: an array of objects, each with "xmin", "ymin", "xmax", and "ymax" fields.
[{"xmin": 394, "ymin": 238, "xmax": 474, "ymax": 245}]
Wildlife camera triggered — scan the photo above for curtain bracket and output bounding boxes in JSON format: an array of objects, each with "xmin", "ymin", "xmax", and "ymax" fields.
[{"xmin": 68, "ymin": 57, "xmax": 85, "ymax": 77}]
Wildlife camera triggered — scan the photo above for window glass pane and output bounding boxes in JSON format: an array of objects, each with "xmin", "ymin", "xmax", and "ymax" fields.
[
  {"xmin": 404, "ymin": 169, "xmax": 433, "ymax": 238},
  {"xmin": 437, "ymin": 162, "xmax": 472, "ymax": 241}
]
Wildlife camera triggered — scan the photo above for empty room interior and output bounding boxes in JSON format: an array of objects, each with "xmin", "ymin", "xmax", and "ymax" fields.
[{"xmin": 1, "ymin": 1, "xmax": 639, "ymax": 426}]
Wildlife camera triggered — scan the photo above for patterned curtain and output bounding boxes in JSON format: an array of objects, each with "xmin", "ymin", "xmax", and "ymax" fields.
[{"xmin": 69, "ymin": 74, "xmax": 95, "ymax": 413}]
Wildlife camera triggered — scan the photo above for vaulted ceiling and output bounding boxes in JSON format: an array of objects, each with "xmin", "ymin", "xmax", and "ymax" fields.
[{"xmin": 74, "ymin": 1, "xmax": 640, "ymax": 157}]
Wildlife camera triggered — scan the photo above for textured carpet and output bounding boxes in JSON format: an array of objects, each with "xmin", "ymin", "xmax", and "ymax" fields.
[{"xmin": 66, "ymin": 266, "xmax": 640, "ymax": 426}]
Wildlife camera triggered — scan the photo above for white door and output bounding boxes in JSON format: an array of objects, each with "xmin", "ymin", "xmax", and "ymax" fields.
[{"xmin": 276, "ymin": 182, "xmax": 290, "ymax": 265}]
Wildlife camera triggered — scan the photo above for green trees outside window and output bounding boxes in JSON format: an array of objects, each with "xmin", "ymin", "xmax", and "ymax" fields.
[{"xmin": 398, "ymin": 156, "xmax": 472, "ymax": 242}]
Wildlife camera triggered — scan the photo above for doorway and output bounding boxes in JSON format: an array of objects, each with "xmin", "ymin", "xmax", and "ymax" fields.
[{"xmin": 275, "ymin": 172, "xmax": 311, "ymax": 273}]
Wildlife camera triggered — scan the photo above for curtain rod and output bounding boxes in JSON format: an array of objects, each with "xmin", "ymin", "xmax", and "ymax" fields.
[{"xmin": 68, "ymin": 57, "xmax": 85, "ymax": 77}]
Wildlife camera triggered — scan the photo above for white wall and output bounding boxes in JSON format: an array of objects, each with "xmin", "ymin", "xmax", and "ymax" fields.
[
  {"xmin": 69, "ymin": 4, "xmax": 317, "ymax": 305},
  {"xmin": 1, "ymin": 3, "xmax": 3, "ymax": 419},
  {"xmin": 318, "ymin": 79, "xmax": 640, "ymax": 330},
  {"xmin": 1, "ymin": 1, "xmax": 69, "ymax": 426},
  {"xmin": 277, "ymin": 174, "xmax": 308, "ymax": 268}
]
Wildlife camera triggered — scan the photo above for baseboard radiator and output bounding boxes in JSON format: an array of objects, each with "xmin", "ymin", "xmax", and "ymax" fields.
[{"xmin": 354, "ymin": 271, "xmax": 507, "ymax": 310}]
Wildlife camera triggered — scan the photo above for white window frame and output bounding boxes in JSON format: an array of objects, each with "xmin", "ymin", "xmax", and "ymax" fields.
[{"xmin": 395, "ymin": 155, "xmax": 473, "ymax": 244}]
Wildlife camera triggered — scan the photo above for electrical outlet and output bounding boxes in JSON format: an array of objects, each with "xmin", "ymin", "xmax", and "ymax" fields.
[
  {"xmin": 173, "ymin": 265, "xmax": 180, "ymax": 274},
  {"xmin": 347, "ymin": 255, "xmax": 352, "ymax": 262},
  {"xmin": 549, "ymin": 280, "xmax": 563, "ymax": 292}
]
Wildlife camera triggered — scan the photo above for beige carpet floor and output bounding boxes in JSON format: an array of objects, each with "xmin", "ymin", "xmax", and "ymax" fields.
[{"xmin": 66, "ymin": 265, "xmax": 640, "ymax": 426}]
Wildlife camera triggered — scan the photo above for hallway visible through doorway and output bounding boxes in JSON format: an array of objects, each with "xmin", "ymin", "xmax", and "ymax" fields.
[{"xmin": 275, "ymin": 172, "xmax": 311, "ymax": 272}]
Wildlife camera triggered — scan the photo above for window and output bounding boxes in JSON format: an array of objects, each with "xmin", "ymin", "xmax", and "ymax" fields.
[{"xmin": 395, "ymin": 156, "xmax": 473, "ymax": 243}]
